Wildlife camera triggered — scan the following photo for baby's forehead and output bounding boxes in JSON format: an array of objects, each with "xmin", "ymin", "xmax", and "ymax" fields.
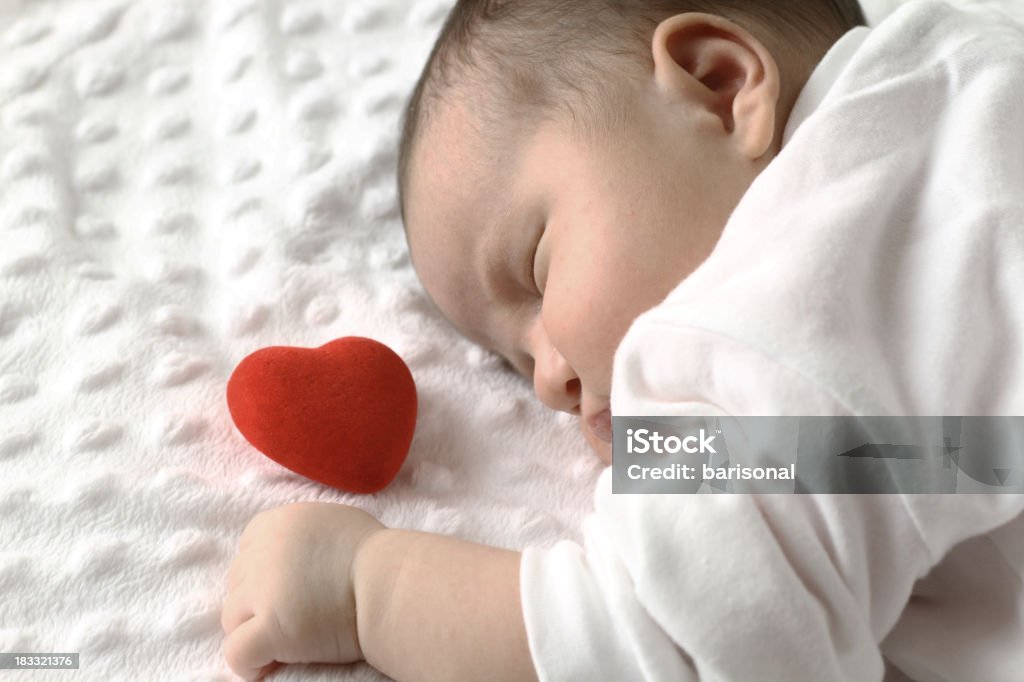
[
  {"xmin": 420, "ymin": 85, "xmax": 545, "ymax": 167},
  {"xmin": 406, "ymin": 111, "xmax": 512, "ymax": 228},
  {"xmin": 403, "ymin": 101, "xmax": 535, "ymax": 342}
]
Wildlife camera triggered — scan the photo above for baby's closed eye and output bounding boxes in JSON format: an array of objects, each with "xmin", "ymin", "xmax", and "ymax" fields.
[
  {"xmin": 529, "ymin": 223, "xmax": 548, "ymax": 295},
  {"xmin": 498, "ymin": 351, "xmax": 533, "ymax": 383}
]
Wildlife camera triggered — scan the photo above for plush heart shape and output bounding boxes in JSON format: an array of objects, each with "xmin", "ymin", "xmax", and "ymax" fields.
[{"xmin": 226, "ymin": 337, "xmax": 417, "ymax": 494}]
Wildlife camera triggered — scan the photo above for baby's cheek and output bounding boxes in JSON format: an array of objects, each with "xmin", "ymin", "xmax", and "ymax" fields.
[{"xmin": 546, "ymin": 290, "xmax": 611, "ymax": 365}]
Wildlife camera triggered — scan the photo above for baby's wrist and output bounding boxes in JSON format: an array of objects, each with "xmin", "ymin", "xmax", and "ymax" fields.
[{"xmin": 349, "ymin": 526, "xmax": 400, "ymax": 663}]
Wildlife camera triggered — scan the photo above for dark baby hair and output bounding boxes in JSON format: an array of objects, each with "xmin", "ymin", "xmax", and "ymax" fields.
[{"xmin": 396, "ymin": 0, "xmax": 867, "ymax": 227}]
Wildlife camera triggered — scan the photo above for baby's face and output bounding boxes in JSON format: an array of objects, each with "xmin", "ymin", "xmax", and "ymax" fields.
[{"xmin": 404, "ymin": 87, "xmax": 769, "ymax": 464}]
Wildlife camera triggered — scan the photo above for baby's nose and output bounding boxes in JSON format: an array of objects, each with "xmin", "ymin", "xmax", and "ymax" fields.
[{"xmin": 534, "ymin": 359, "xmax": 581, "ymax": 415}]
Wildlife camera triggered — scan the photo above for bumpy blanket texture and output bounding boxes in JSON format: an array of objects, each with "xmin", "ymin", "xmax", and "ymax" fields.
[{"xmin": 0, "ymin": 0, "xmax": 1019, "ymax": 680}]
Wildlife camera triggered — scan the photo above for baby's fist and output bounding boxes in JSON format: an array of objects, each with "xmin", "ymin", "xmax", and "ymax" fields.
[{"xmin": 221, "ymin": 502, "xmax": 386, "ymax": 680}]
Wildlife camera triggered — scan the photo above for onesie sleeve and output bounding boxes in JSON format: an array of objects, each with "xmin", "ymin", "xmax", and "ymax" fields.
[
  {"xmin": 518, "ymin": 323, "xmax": 1024, "ymax": 681},
  {"xmin": 520, "ymin": 515, "xmax": 698, "ymax": 682}
]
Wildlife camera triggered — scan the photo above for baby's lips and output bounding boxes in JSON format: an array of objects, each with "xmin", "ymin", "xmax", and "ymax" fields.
[{"xmin": 586, "ymin": 407, "xmax": 613, "ymax": 443}]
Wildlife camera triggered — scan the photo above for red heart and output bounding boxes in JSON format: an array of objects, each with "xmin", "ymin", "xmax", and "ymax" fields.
[{"xmin": 226, "ymin": 337, "xmax": 417, "ymax": 494}]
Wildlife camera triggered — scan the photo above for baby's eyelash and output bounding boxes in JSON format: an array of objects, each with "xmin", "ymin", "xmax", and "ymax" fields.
[{"xmin": 528, "ymin": 225, "xmax": 545, "ymax": 295}]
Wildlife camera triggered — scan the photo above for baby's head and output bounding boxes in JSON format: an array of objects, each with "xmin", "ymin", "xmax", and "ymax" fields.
[{"xmin": 397, "ymin": 0, "xmax": 866, "ymax": 463}]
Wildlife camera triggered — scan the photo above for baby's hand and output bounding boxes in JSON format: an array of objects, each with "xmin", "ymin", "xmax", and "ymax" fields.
[{"xmin": 221, "ymin": 502, "xmax": 386, "ymax": 680}]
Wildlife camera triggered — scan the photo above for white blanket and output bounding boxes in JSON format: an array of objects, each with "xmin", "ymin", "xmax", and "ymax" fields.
[
  {"xmin": 0, "ymin": 1, "xmax": 601, "ymax": 680},
  {"xmin": 1, "ymin": 1, "xmax": 1020, "ymax": 681}
]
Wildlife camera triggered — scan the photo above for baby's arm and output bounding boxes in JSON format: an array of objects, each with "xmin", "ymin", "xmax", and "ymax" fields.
[
  {"xmin": 352, "ymin": 529, "xmax": 539, "ymax": 682},
  {"xmin": 222, "ymin": 503, "xmax": 538, "ymax": 681}
]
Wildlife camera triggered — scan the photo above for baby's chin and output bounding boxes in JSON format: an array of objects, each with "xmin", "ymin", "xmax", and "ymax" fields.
[{"xmin": 580, "ymin": 417, "xmax": 613, "ymax": 466}]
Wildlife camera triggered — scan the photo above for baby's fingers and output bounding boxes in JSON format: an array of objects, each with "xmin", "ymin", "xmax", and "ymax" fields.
[
  {"xmin": 221, "ymin": 582, "xmax": 254, "ymax": 635},
  {"xmin": 223, "ymin": 615, "xmax": 280, "ymax": 680}
]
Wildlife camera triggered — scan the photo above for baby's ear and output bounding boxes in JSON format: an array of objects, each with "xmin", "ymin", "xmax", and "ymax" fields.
[{"xmin": 651, "ymin": 12, "xmax": 781, "ymax": 159}]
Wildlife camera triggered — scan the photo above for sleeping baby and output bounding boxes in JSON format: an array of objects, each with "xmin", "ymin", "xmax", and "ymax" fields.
[{"xmin": 221, "ymin": 0, "xmax": 1024, "ymax": 680}]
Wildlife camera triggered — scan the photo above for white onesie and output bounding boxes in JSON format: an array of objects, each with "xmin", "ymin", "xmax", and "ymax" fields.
[{"xmin": 520, "ymin": 2, "xmax": 1024, "ymax": 680}]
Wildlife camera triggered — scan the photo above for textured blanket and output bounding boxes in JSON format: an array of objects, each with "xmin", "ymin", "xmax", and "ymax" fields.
[
  {"xmin": 0, "ymin": 1, "xmax": 600, "ymax": 679},
  {"xmin": 1, "ymin": 0, "xmax": 1018, "ymax": 680}
]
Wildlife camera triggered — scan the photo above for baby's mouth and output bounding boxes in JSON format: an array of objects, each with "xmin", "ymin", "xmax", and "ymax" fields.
[{"xmin": 586, "ymin": 408, "xmax": 613, "ymax": 443}]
